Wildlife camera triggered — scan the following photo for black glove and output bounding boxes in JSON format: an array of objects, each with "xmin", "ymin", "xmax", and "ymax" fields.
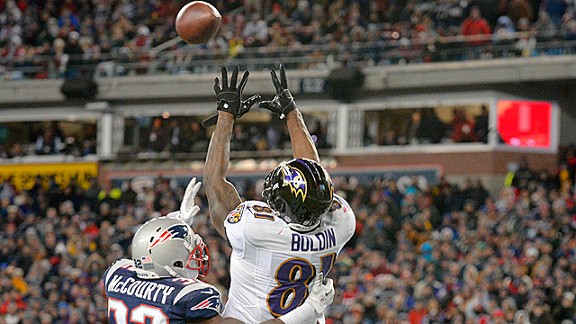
[
  {"xmin": 202, "ymin": 66, "xmax": 261, "ymax": 127},
  {"xmin": 259, "ymin": 64, "xmax": 297, "ymax": 119}
]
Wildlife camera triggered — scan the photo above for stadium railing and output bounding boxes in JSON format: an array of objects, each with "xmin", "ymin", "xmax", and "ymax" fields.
[{"xmin": 1, "ymin": 33, "xmax": 575, "ymax": 80}]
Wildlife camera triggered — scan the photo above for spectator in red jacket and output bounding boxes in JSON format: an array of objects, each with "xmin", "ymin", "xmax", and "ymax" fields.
[{"xmin": 461, "ymin": 6, "xmax": 492, "ymax": 45}]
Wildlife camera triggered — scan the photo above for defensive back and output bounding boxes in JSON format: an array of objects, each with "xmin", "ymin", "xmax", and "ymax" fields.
[{"xmin": 104, "ymin": 259, "xmax": 222, "ymax": 323}]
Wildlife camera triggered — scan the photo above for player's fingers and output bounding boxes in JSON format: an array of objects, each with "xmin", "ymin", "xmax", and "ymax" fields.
[
  {"xmin": 323, "ymin": 278, "xmax": 335, "ymax": 303},
  {"xmin": 230, "ymin": 66, "xmax": 239, "ymax": 89},
  {"xmin": 213, "ymin": 77, "xmax": 221, "ymax": 93},
  {"xmin": 259, "ymin": 101, "xmax": 274, "ymax": 110},
  {"xmin": 270, "ymin": 68, "xmax": 281, "ymax": 93},
  {"xmin": 184, "ymin": 178, "xmax": 198, "ymax": 199},
  {"xmin": 280, "ymin": 64, "xmax": 288, "ymax": 89},
  {"xmin": 238, "ymin": 70, "xmax": 250, "ymax": 93},
  {"xmin": 221, "ymin": 66, "xmax": 228, "ymax": 88},
  {"xmin": 315, "ymin": 271, "xmax": 324, "ymax": 286},
  {"xmin": 185, "ymin": 177, "xmax": 197, "ymax": 191},
  {"xmin": 191, "ymin": 180, "xmax": 201, "ymax": 197},
  {"xmin": 188, "ymin": 205, "xmax": 200, "ymax": 217},
  {"xmin": 243, "ymin": 94, "xmax": 261, "ymax": 108}
]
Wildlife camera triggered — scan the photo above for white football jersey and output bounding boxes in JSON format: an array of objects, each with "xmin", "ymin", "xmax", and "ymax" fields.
[{"xmin": 222, "ymin": 194, "xmax": 356, "ymax": 323}]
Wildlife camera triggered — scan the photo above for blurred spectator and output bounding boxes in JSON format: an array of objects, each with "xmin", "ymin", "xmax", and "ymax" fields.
[
  {"xmin": 181, "ymin": 119, "xmax": 209, "ymax": 153},
  {"xmin": 562, "ymin": 19, "xmax": 576, "ymax": 41},
  {"xmin": 512, "ymin": 157, "xmax": 535, "ymax": 189},
  {"xmin": 167, "ymin": 119, "xmax": 183, "ymax": 153},
  {"xmin": 419, "ymin": 109, "xmax": 446, "ymax": 144},
  {"xmin": 449, "ymin": 109, "xmax": 476, "ymax": 143},
  {"xmin": 492, "ymin": 15, "xmax": 516, "ymax": 46},
  {"xmin": 506, "ymin": 0, "xmax": 534, "ymax": 27},
  {"xmin": 533, "ymin": 10, "xmax": 558, "ymax": 41},
  {"xmin": 515, "ymin": 18, "xmax": 537, "ymax": 57},
  {"xmin": 552, "ymin": 292, "xmax": 576, "ymax": 321},
  {"xmin": 460, "ymin": 6, "xmax": 492, "ymax": 47},
  {"xmin": 34, "ymin": 128, "xmax": 63, "ymax": 155},
  {"xmin": 407, "ymin": 111, "xmax": 422, "ymax": 144},
  {"xmin": 474, "ymin": 105, "xmax": 489, "ymax": 143},
  {"xmin": 144, "ymin": 117, "xmax": 167, "ymax": 153},
  {"xmin": 543, "ymin": 0, "xmax": 568, "ymax": 26},
  {"xmin": 63, "ymin": 31, "xmax": 84, "ymax": 79},
  {"xmin": 379, "ymin": 129, "xmax": 400, "ymax": 146}
]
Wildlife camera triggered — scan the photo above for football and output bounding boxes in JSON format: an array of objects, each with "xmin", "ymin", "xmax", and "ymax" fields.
[{"xmin": 175, "ymin": 1, "xmax": 222, "ymax": 45}]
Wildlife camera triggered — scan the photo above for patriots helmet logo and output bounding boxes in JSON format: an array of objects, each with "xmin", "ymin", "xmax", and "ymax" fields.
[
  {"xmin": 149, "ymin": 224, "xmax": 189, "ymax": 249},
  {"xmin": 281, "ymin": 166, "xmax": 307, "ymax": 202}
]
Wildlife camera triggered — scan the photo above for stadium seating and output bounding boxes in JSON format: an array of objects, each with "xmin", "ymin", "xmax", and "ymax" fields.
[{"xmin": 0, "ymin": 151, "xmax": 575, "ymax": 322}]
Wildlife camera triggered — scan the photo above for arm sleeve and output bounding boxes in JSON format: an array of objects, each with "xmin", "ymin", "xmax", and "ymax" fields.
[
  {"xmin": 183, "ymin": 287, "xmax": 224, "ymax": 321},
  {"xmin": 334, "ymin": 195, "xmax": 356, "ymax": 240}
]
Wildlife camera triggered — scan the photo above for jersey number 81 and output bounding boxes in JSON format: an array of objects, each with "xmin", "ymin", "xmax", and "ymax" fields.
[{"xmin": 266, "ymin": 252, "xmax": 336, "ymax": 317}]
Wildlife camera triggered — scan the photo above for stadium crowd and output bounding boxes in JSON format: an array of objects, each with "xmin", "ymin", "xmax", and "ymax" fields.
[
  {"xmin": 1, "ymin": 0, "xmax": 576, "ymax": 79},
  {"xmin": 0, "ymin": 106, "xmax": 487, "ymax": 160},
  {"xmin": 0, "ymin": 149, "xmax": 575, "ymax": 323}
]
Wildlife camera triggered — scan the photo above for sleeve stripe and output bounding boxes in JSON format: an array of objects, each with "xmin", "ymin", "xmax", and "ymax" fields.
[
  {"xmin": 173, "ymin": 282, "xmax": 212, "ymax": 304},
  {"xmin": 105, "ymin": 259, "xmax": 131, "ymax": 286}
]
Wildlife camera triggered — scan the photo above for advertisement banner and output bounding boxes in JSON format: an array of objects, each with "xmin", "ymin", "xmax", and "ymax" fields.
[{"xmin": 0, "ymin": 162, "xmax": 99, "ymax": 190}]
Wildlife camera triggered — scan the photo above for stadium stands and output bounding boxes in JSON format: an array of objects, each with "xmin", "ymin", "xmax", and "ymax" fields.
[{"xmin": 0, "ymin": 150, "xmax": 575, "ymax": 322}]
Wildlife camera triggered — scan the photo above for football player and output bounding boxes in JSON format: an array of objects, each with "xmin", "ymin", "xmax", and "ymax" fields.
[
  {"xmin": 202, "ymin": 65, "xmax": 356, "ymax": 323},
  {"xmin": 103, "ymin": 178, "xmax": 334, "ymax": 324}
]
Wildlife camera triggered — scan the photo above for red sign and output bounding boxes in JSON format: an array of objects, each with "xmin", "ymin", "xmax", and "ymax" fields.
[{"xmin": 497, "ymin": 100, "xmax": 552, "ymax": 149}]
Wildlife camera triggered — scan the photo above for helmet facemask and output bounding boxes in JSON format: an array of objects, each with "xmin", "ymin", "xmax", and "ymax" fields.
[{"xmin": 184, "ymin": 234, "xmax": 210, "ymax": 278}]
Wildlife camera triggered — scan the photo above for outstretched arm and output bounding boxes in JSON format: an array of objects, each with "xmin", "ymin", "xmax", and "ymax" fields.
[
  {"xmin": 259, "ymin": 64, "xmax": 319, "ymax": 162},
  {"xmin": 202, "ymin": 67, "xmax": 259, "ymax": 239},
  {"xmin": 285, "ymin": 108, "xmax": 320, "ymax": 162},
  {"xmin": 203, "ymin": 112, "xmax": 242, "ymax": 239}
]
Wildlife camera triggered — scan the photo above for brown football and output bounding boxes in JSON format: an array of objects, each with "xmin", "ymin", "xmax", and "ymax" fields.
[{"xmin": 175, "ymin": 1, "xmax": 222, "ymax": 45}]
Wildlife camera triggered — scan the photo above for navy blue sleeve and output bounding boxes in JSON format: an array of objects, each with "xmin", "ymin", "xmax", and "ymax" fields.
[{"xmin": 181, "ymin": 286, "xmax": 223, "ymax": 321}]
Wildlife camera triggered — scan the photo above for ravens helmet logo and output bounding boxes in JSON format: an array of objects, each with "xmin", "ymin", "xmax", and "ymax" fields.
[{"xmin": 281, "ymin": 166, "xmax": 307, "ymax": 202}]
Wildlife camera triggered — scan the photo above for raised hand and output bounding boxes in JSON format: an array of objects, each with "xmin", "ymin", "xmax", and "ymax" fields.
[
  {"xmin": 202, "ymin": 66, "xmax": 261, "ymax": 127},
  {"xmin": 166, "ymin": 177, "xmax": 201, "ymax": 225},
  {"xmin": 259, "ymin": 64, "xmax": 297, "ymax": 119}
]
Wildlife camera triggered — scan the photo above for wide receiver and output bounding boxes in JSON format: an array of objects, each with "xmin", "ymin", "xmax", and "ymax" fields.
[
  {"xmin": 202, "ymin": 65, "xmax": 356, "ymax": 323},
  {"xmin": 103, "ymin": 178, "xmax": 334, "ymax": 324}
]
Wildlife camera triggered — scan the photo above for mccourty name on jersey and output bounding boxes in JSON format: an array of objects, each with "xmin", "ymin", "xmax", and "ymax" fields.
[{"xmin": 107, "ymin": 275, "xmax": 176, "ymax": 304}]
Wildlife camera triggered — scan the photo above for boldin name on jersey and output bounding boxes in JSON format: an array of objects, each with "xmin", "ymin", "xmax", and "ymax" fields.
[{"xmin": 291, "ymin": 227, "xmax": 336, "ymax": 252}]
